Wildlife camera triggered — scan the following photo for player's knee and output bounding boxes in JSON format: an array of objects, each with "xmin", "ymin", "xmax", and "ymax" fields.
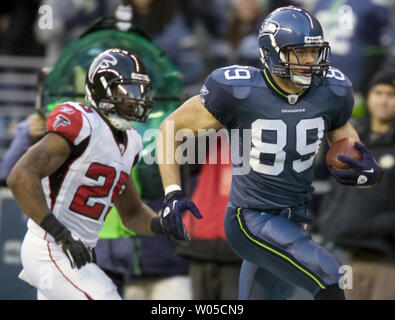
[{"xmin": 314, "ymin": 284, "xmax": 345, "ymax": 300}]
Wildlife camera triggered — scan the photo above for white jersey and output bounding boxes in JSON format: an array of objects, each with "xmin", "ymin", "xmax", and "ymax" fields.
[{"xmin": 27, "ymin": 101, "xmax": 142, "ymax": 248}]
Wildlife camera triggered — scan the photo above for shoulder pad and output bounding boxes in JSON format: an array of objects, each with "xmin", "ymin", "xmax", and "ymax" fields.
[
  {"xmin": 126, "ymin": 128, "xmax": 143, "ymax": 165},
  {"xmin": 126, "ymin": 128, "xmax": 143, "ymax": 152},
  {"xmin": 209, "ymin": 65, "xmax": 262, "ymax": 87},
  {"xmin": 46, "ymin": 102, "xmax": 92, "ymax": 145},
  {"xmin": 322, "ymin": 67, "xmax": 353, "ymax": 88}
]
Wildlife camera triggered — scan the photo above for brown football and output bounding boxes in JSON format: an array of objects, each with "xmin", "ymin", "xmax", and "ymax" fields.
[{"xmin": 326, "ymin": 138, "xmax": 362, "ymax": 170}]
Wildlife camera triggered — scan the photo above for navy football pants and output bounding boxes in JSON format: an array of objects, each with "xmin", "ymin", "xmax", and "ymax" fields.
[{"xmin": 224, "ymin": 205, "xmax": 342, "ymax": 299}]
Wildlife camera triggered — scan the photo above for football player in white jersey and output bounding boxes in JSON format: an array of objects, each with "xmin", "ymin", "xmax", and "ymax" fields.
[{"xmin": 7, "ymin": 49, "xmax": 170, "ymax": 300}]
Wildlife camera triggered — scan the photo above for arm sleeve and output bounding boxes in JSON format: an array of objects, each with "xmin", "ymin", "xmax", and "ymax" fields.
[
  {"xmin": 46, "ymin": 104, "xmax": 91, "ymax": 146},
  {"xmin": 200, "ymin": 72, "xmax": 238, "ymax": 128}
]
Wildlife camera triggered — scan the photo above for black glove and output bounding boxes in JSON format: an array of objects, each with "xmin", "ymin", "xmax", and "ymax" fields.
[
  {"xmin": 331, "ymin": 142, "xmax": 383, "ymax": 187},
  {"xmin": 40, "ymin": 213, "xmax": 93, "ymax": 269},
  {"xmin": 154, "ymin": 190, "xmax": 202, "ymax": 241}
]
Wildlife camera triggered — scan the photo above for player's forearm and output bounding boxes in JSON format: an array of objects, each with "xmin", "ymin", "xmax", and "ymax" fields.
[
  {"xmin": 7, "ymin": 167, "xmax": 50, "ymax": 224},
  {"xmin": 156, "ymin": 95, "xmax": 221, "ymax": 191},
  {"xmin": 158, "ymin": 160, "xmax": 182, "ymax": 190},
  {"xmin": 121, "ymin": 202, "xmax": 158, "ymax": 235},
  {"xmin": 6, "ymin": 135, "xmax": 70, "ymax": 225},
  {"xmin": 327, "ymin": 122, "xmax": 360, "ymax": 145},
  {"xmin": 157, "ymin": 120, "xmax": 183, "ymax": 189}
]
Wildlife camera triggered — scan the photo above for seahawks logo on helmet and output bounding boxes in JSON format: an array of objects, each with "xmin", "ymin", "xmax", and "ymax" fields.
[
  {"xmin": 200, "ymin": 85, "xmax": 209, "ymax": 96},
  {"xmin": 259, "ymin": 19, "xmax": 280, "ymax": 37}
]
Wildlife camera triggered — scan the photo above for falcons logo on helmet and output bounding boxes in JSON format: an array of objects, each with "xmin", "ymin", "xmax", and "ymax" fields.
[{"xmin": 88, "ymin": 53, "xmax": 118, "ymax": 83}]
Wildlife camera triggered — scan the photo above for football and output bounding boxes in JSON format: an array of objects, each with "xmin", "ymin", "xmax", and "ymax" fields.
[{"xmin": 326, "ymin": 138, "xmax": 362, "ymax": 170}]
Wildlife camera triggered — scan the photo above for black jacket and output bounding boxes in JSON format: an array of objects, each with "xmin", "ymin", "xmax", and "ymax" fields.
[{"xmin": 315, "ymin": 117, "xmax": 395, "ymax": 255}]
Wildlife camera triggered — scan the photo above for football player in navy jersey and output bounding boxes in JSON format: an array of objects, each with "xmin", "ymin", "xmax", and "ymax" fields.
[{"xmin": 156, "ymin": 7, "xmax": 383, "ymax": 300}]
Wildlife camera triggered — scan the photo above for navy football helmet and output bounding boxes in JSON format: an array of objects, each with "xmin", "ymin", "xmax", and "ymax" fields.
[
  {"xmin": 258, "ymin": 6, "xmax": 331, "ymax": 87},
  {"xmin": 85, "ymin": 48, "xmax": 153, "ymax": 130}
]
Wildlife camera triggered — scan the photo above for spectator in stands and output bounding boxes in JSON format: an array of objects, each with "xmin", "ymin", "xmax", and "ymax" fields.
[
  {"xmin": 207, "ymin": 0, "xmax": 294, "ymax": 70},
  {"xmin": 0, "ymin": 65, "xmax": 49, "ymax": 185},
  {"xmin": 180, "ymin": 0, "xmax": 228, "ymax": 38},
  {"xmin": 0, "ymin": 113, "xmax": 45, "ymax": 184},
  {"xmin": 34, "ymin": 0, "xmax": 117, "ymax": 66},
  {"xmin": 0, "ymin": 1, "xmax": 45, "ymax": 163},
  {"xmin": 310, "ymin": 0, "xmax": 393, "ymax": 218},
  {"xmin": 315, "ymin": 67, "xmax": 395, "ymax": 300},
  {"xmin": 0, "ymin": 0, "xmax": 44, "ymax": 56},
  {"xmin": 209, "ymin": 0, "xmax": 265, "ymax": 69},
  {"xmin": 130, "ymin": 0, "xmax": 203, "ymax": 87},
  {"xmin": 313, "ymin": 0, "xmax": 392, "ymax": 115}
]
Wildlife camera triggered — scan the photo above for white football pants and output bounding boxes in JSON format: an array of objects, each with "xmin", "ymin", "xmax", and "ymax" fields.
[{"xmin": 19, "ymin": 222, "xmax": 121, "ymax": 300}]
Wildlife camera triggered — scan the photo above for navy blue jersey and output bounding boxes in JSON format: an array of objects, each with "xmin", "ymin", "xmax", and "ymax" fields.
[{"xmin": 200, "ymin": 65, "xmax": 354, "ymax": 210}]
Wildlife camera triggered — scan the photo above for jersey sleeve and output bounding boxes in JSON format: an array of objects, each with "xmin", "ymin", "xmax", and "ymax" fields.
[
  {"xmin": 127, "ymin": 128, "xmax": 143, "ymax": 168},
  {"xmin": 324, "ymin": 68, "xmax": 355, "ymax": 131},
  {"xmin": 200, "ymin": 71, "xmax": 238, "ymax": 128},
  {"xmin": 133, "ymin": 134, "xmax": 143, "ymax": 168},
  {"xmin": 330, "ymin": 85, "xmax": 355, "ymax": 131},
  {"xmin": 46, "ymin": 103, "xmax": 91, "ymax": 146}
]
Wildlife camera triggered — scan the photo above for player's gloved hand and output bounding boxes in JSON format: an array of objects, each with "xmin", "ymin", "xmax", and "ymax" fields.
[
  {"xmin": 331, "ymin": 142, "xmax": 383, "ymax": 187},
  {"xmin": 155, "ymin": 190, "xmax": 202, "ymax": 241},
  {"xmin": 40, "ymin": 213, "xmax": 93, "ymax": 269}
]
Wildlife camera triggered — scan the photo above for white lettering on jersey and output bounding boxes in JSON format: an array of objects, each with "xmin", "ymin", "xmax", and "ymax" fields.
[{"xmin": 59, "ymin": 106, "xmax": 76, "ymax": 114}]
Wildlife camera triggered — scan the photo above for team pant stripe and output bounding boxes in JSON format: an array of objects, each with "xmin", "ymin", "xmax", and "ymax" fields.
[
  {"xmin": 46, "ymin": 238, "xmax": 94, "ymax": 300},
  {"xmin": 236, "ymin": 207, "xmax": 326, "ymax": 290}
]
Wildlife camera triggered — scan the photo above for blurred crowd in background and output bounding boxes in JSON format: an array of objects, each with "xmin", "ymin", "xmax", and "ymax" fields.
[{"xmin": 0, "ymin": 0, "xmax": 394, "ymax": 300}]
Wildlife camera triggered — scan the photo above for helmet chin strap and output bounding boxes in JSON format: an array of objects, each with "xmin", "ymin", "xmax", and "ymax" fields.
[
  {"xmin": 278, "ymin": 51, "xmax": 314, "ymax": 87},
  {"xmin": 259, "ymin": 48, "xmax": 267, "ymax": 67},
  {"xmin": 85, "ymin": 84, "xmax": 96, "ymax": 107},
  {"xmin": 106, "ymin": 113, "xmax": 134, "ymax": 131},
  {"xmin": 290, "ymin": 72, "xmax": 312, "ymax": 87}
]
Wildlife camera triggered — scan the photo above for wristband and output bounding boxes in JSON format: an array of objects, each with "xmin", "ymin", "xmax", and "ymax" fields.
[
  {"xmin": 164, "ymin": 184, "xmax": 182, "ymax": 196},
  {"xmin": 39, "ymin": 213, "xmax": 66, "ymax": 242},
  {"xmin": 164, "ymin": 189, "xmax": 185, "ymax": 202},
  {"xmin": 151, "ymin": 217, "xmax": 164, "ymax": 235}
]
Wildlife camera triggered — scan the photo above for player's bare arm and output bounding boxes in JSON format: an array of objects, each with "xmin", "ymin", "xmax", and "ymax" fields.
[
  {"xmin": 155, "ymin": 95, "xmax": 220, "ymax": 240},
  {"xmin": 326, "ymin": 121, "xmax": 360, "ymax": 145},
  {"xmin": 157, "ymin": 94, "xmax": 222, "ymax": 189},
  {"xmin": 114, "ymin": 177, "xmax": 158, "ymax": 235},
  {"xmin": 8, "ymin": 132, "xmax": 93, "ymax": 269},
  {"xmin": 7, "ymin": 132, "xmax": 71, "ymax": 224}
]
